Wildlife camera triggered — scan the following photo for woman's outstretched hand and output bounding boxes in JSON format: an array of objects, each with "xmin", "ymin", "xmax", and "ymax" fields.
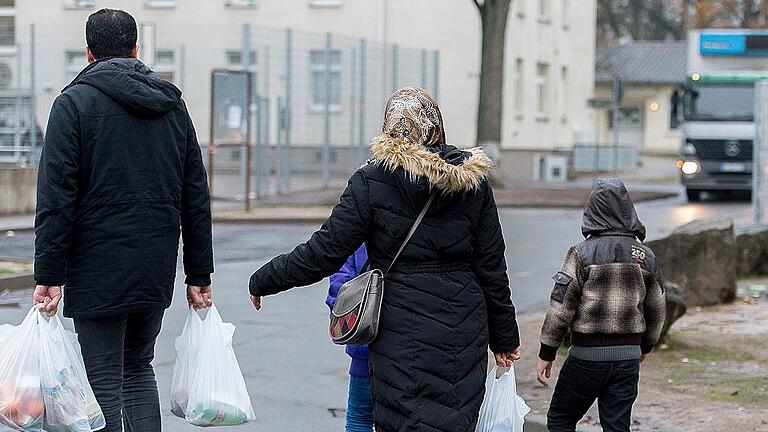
[
  {"xmin": 494, "ymin": 347, "xmax": 521, "ymax": 368},
  {"xmin": 250, "ymin": 295, "xmax": 262, "ymax": 311}
]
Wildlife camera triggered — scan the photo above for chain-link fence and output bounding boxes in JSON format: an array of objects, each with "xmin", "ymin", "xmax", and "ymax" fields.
[
  {"xmin": 206, "ymin": 25, "xmax": 440, "ymax": 206},
  {"xmin": 0, "ymin": 19, "xmax": 38, "ymax": 167}
]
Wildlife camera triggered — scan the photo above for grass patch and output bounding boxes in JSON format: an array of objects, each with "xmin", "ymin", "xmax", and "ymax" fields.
[
  {"xmin": 662, "ymin": 333, "xmax": 756, "ymax": 362},
  {"xmin": 704, "ymin": 377, "xmax": 768, "ymax": 406},
  {"xmin": 0, "ymin": 269, "xmax": 17, "ymax": 276}
]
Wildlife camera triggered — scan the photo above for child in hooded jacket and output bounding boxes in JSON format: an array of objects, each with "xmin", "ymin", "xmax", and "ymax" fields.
[
  {"xmin": 537, "ymin": 178, "xmax": 666, "ymax": 432},
  {"xmin": 327, "ymin": 244, "xmax": 373, "ymax": 432}
]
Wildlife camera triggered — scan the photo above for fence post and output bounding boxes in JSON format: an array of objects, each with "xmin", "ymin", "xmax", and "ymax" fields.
[
  {"xmin": 433, "ymin": 50, "xmax": 440, "ymax": 100},
  {"xmin": 421, "ymin": 49, "xmax": 428, "ymax": 90},
  {"xmin": 284, "ymin": 28, "xmax": 293, "ymax": 191},
  {"xmin": 14, "ymin": 40, "xmax": 22, "ymax": 164},
  {"xmin": 277, "ymin": 96, "xmax": 285, "ymax": 194},
  {"xmin": 242, "ymin": 23, "xmax": 253, "ymax": 211},
  {"xmin": 322, "ymin": 32, "xmax": 333, "ymax": 188},
  {"xmin": 753, "ymin": 81, "xmax": 768, "ymax": 224},
  {"xmin": 254, "ymin": 96, "xmax": 263, "ymax": 199},
  {"xmin": 29, "ymin": 24, "xmax": 37, "ymax": 163},
  {"xmin": 391, "ymin": 44, "xmax": 399, "ymax": 92},
  {"xmin": 358, "ymin": 39, "xmax": 367, "ymax": 164},
  {"xmin": 350, "ymin": 45, "xmax": 357, "ymax": 152},
  {"xmin": 179, "ymin": 43, "xmax": 186, "ymax": 92}
]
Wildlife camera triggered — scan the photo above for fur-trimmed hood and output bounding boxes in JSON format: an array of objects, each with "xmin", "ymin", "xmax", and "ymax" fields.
[{"xmin": 370, "ymin": 133, "xmax": 492, "ymax": 193}]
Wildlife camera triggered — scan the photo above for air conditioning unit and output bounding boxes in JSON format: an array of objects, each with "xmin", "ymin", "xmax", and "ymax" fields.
[{"xmin": 533, "ymin": 154, "xmax": 568, "ymax": 182}]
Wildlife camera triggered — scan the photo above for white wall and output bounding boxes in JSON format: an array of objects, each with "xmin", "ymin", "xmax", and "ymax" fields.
[{"xmin": 16, "ymin": 0, "xmax": 596, "ymax": 155}]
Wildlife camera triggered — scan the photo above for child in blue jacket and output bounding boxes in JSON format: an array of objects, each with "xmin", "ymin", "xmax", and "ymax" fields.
[{"xmin": 326, "ymin": 244, "xmax": 373, "ymax": 432}]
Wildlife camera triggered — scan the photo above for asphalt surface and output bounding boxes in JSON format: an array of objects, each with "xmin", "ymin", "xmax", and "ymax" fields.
[{"xmin": 0, "ymin": 192, "xmax": 753, "ymax": 431}]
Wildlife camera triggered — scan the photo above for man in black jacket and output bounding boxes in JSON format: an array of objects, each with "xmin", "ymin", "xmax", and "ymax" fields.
[{"xmin": 33, "ymin": 9, "xmax": 213, "ymax": 432}]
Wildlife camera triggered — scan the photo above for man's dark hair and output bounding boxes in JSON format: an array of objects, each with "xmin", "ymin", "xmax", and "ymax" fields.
[{"xmin": 86, "ymin": 9, "xmax": 137, "ymax": 59}]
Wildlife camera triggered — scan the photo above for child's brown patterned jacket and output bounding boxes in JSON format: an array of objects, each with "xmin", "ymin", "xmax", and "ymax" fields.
[{"xmin": 539, "ymin": 179, "xmax": 666, "ymax": 361}]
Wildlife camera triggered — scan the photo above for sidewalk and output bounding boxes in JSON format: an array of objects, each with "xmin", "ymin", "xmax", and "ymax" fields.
[
  {"xmin": 514, "ymin": 285, "xmax": 768, "ymax": 432},
  {"xmin": 0, "ymin": 182, "xmax": 680, "ymax": 229},
  {"xmin": 213, "ymin": 182, "xmax": 679, "ymax": 224}
]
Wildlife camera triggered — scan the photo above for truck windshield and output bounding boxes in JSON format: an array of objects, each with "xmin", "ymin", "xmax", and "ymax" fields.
[{"xmin": 683, "ymin": 84, "xmax": 755, "ymax": 122}]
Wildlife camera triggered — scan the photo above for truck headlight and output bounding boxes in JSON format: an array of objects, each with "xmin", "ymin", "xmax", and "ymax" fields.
[{"xmin": 681, "ymin": 161, "xmax": 700, "ymax": 175}]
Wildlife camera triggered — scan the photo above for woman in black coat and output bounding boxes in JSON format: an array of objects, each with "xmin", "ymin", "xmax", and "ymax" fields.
[{"xmin": 249, "ymin": 87, "xmax": 521, "ymax": 432}]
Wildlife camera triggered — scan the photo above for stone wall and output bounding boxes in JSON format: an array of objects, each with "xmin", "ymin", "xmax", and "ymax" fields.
[{"xmin": 0, "ymin": 167, "xmax": 36, "ymax": 215}]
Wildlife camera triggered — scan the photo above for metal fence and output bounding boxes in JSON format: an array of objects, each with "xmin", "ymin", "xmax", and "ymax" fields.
[
  {"xmin": 0, "ymin": 21, "xmax": 37, "ymax": 166},
  {"xmin": 572, "ymin": 143, "xmax": 638, "ymax": 174},
  {"xmin": 206, "ymin": 25, "xmax": 440, "ymax": 205}
]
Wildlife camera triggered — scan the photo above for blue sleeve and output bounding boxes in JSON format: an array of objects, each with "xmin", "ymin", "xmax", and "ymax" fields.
[{"xmin": 326, "ymin": 244, "xmax": 368, "ymax": 310}]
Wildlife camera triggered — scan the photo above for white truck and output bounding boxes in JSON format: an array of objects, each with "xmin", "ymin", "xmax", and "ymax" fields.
[{"xmin": 679, "ymin": 29, "xmax": 768, "ymax": 201}]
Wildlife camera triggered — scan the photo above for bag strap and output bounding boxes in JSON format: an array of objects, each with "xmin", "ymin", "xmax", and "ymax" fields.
[{"xmin": 385, "ymin": 192, "xmax": 437, "ymax": 276}]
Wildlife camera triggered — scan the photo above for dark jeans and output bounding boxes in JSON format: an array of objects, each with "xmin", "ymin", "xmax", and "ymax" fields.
[
  {"xmin": 346, "ymin": 375, "xmax": 374, "ymax": 432},
  {"xmin": 548, "ymin": 356, "xmax": 640, "ymax": 432},
  {"xmin": 74, "ymin": 310, "xmax": 165, "ymax": 432}
]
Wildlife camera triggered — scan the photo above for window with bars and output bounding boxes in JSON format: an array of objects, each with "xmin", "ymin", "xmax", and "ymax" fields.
[
  {"xmin": 536, "ymin": 62, "xmax": 550, "ymax": 116},
  {"xmin": 514, "ymin": 58, "xmax": 524, "ymax": 115},
  {"xmin": 155, "ymin": 49, "xmax": 175, "ymax": 83},
  {"xmin": 0, "ymin": 16, "xmax": 13, "ymax": 47},
  {"xmin": 538, "ymin": 0, "xmax": 550, "ymax": 21},
  {"xmin": 225, "ymin": 50, "xmax": 257, "ymax": 69},
  {"xmin": 560, "ymin": 66, "xmax": 569, "ymax": 122},
  {"xmin": 309, "ymin": 49, "xmax": 342, "ymax": 110},
  {"xmin": 65, "ymin": 50, "xmax": 88, "ymax": 83}
]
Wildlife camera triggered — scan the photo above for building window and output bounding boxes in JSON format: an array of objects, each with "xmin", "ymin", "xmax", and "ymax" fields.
[
  {"xmin": 513, "ymin": 58, "xmax": 524, "ymax": 114},
  {"xmin": 155, "ymin": 49, "xmax": 175, "ymax": 82},
  {"xmin": 516, "ymin": 0, "xmax": 526, "ymax": 17},
  {"xmin": 562, "ymin": 0, "xmax": 570, "ymax": 29},
  {"xmin": 65, "ymin": 50, "xmax": 88, "ymax": 83},
  {"xmin": 63, "ymin": 0, "xmax": 94, "ymax": 8},
  {"xmin": 225, "ymin": 0, "xmax": 256, "ymax": 7},
  {"xmin": 309, "ymin": 49, "xmax": 341, "ymax": 110},
  {"xmin": 145, "ymin": 0, "xmax": 175, "ymax": 9},
  {"xmin": 560, "ymin": 66, "xmax": 568, "ymax": 122},
  {"xmin": 309, "ymin": 0, "xmax": 344, "ymax": 7},
  {"xmin": 536, "ymin": 62, "xmax": 549, "ymax": 116},
  {"xmin": 538, "ymin": 0, "xmax": 550, "ymax": 22}
]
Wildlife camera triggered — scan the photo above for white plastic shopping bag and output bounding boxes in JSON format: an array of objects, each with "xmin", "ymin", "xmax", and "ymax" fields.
[
  {"xmin": 38, "ymin": 312, "xmax": 106, "ymax": 432},
  {"xmin": 475, "ymin": 365, "xmax": 530, "ymax": 432},
  {"xmin": 171, "ymin": 305, "xmax": 255, "ymax": 426},
  {"xmin": 0, "ymin": 306, "xmax": 105, "ymax": 432},
  {"xmin": 0, "ymin": 307, "xmax": 45, "ymax": 432}
]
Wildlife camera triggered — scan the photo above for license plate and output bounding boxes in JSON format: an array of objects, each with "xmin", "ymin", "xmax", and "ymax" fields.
[{"xmin": 720, "ymin": 162, "xmax": 747, "ymax": 173}]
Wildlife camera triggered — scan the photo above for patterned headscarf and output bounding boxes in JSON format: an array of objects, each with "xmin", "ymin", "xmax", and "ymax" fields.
[{"xmin": 382, "ymin": 87, "xmax": 445, "ymax": 147}]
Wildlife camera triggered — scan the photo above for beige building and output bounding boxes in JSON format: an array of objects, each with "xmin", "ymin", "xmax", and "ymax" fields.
[
  {"xmin": 7, "ymin": 0, "xmax": 596, "ymax": 181},
  {"xmin": 594, "ymin": 42, "xmax": 686, "ymax": 156}
]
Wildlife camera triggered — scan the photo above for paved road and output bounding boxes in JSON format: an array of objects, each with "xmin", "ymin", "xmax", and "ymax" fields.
[{"xmin": 0, "ymin": 193, "xmax": 753, "ymax": 431}]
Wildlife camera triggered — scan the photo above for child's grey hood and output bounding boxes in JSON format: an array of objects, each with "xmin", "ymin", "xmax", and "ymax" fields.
[{"xmin": 581, "ymin": 178, "xmax": 647, "ymax": 241}]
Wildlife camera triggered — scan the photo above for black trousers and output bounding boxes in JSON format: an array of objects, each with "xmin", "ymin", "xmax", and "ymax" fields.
[
  {"xmin": 547, "ymin": 356, "xmax": 640, "ymax": 432},
  {"xmin": 74, "ymin": 310, "xmax": 165, "ymax": 432}
]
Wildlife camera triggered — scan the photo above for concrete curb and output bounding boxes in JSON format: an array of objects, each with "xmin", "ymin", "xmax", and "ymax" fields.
[{"xmin": 0, "ymin": 273, "xmax": 34, "ymax": 292}]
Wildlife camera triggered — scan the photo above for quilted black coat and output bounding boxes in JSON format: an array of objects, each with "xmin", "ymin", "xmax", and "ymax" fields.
[{"xmin": 249, "ymin": 134, "xmax": 520, "ymax": 431}]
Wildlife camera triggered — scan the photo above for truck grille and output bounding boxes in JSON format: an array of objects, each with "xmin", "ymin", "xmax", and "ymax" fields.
[{"xmin": 688, "ymin": 139, "xmax": 753, "ymax": 161}]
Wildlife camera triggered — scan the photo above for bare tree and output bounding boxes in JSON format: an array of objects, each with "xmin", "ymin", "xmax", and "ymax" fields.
[{"xmin": 473, "ymin": 0, "xmax": 512, "ymax": 169}]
